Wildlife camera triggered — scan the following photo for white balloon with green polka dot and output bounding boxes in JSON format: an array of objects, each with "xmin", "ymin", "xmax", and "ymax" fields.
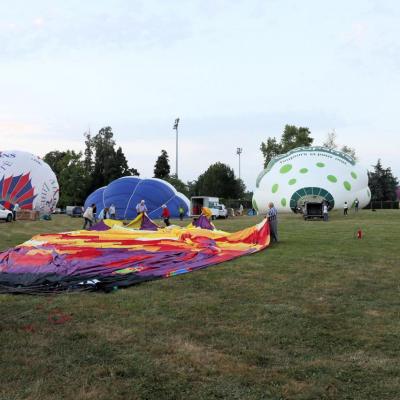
[{"xmin": 253, "ymin": 146, "xmax": 370, "ymax": 214}]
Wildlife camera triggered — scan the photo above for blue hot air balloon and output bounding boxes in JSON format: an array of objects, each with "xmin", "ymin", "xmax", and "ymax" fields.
[{"xmin": 84, "ymin": 177, "xmax": 190, "ymax": 220}]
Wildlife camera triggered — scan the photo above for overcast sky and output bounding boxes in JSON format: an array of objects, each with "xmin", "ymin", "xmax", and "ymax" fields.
[{"xmin": 1, "ymin": 0, "xmax": 399, "ymax": 190}]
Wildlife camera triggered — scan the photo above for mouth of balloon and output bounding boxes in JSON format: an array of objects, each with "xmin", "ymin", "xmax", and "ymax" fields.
[{"xmin": 289, "ymin": 187, "xmax": 335, "ymax": 213}]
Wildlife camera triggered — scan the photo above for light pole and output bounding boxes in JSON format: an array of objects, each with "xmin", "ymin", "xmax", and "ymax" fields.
[
  {"xmin": 236, "ymin": 147, "xmax": 242, "ymax": 180},
  {"xmin": 173, "ymin": 118, "xmax": 180, "ymax": 178}
]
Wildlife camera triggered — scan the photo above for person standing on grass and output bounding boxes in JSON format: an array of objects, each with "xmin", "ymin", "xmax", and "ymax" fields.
[
  {"xmin": 161, "ymin": 204, "xmax": 171, "ymax": 227},
  {"xmin": 267, "ymin": 202, "xmax": 278, "ymax": 242},
  {"xmin": 354, "ymin": 198, "xmax": 359, "ymax": 213},
  {"xmin": 98, "ymin": 207, "xmax": 109, "ymax": 220},
  {"xmin": 109, "ymin": 204, "xmax": 116, "ymax": 219},
  {"xmin": 136, "ymin": 200, "xmax": 147, "ymax": 215},
  {"xmin": 178, "ymin": 205, "xmax": 184, "ymax": 221},
  {"xmin": 323, "ymin": 202, "xmax": 329, "ymax": 221},
  {"xmin": 12, "ymin": 203, "xmax": 20, "ymax": 221},
  {"xmin": 83, "ymin": 204, "xmax": 95, "ymax": 229},
  {"xmin": 92, "ymin": 204, "xmax": 97, "ymax": 222},
  {"xmin": 344, "ymin": 201, "xmax": 348, "ymax": 216}
]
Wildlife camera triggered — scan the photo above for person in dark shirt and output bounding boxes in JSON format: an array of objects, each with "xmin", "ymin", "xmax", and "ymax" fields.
[
  {"xmin": 161, "ymin": 204, "xmax": 171, "ymax": 227},
  {"xmin": 267, "ymin": 202, "xmax": 278, "ymax": 242}
]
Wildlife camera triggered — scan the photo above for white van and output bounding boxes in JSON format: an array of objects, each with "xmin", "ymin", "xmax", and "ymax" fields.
[{"xmin": 190, "ymin": 196, "xmax": 228, "ymax": 219}]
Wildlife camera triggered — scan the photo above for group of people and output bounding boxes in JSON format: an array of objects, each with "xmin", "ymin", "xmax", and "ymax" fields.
[
  {"xmin": 82, "ymin": 200, "xmax": 186, "ymax": 229},
  {"xmin": 266, "ymin": 197, "xmax": 361, "ymax": 242},
  {"xmin": 323, "ymin": 198, "xmax": 360, "ymax": 221},
  {"xmin": 343, "ymin": 198, "xmax": 359, "ymax": 216},
  {"xmin": 82, "ymin": 203, "xmax": 116, "ymax": 229}
]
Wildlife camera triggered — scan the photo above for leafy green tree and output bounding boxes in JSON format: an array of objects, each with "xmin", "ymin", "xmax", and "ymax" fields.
[
  {"xmin": 83, "ymin": 131, "xmax": 93, "ymax": 174},
  {"xmin": 260, "ymin": 125, "xmax": 313, "ymax": 167},
  {"xmin": 44, "ymin": 150, "xmax": 88, "ymax": 207},
  {"xmin": 154, "ymin": 150, "xmax": 171, "ymax": 179},
  {"xmin": 368, "ymin": 160, "xmax": 399, "ymax": 201},
  {"xmin": 194, "ymin": 162, "xmax": 245, "ymax": 199},
  {"xmin": 165, "ymin": 175, "xmax": 189, "ymax": 198},
  {"xmin": 111, "ymin": 147, "xmax": 139, "ymax": 180},
  {"xmin": 43, "ymin": 150, "xmax": 70, "ymax": 178},
  {"xmin": 281, "ymin": 125, "xmax": 313, "ymax": 151},
  {"xmin": 260, "ymin": 138, "xmax": 282, "ymax": 169},
  {"xmin": 186, "ymin": 180, "xmax": 197, "ymax": 198},
  {"xmin": 90, "ymin": 127, "xmax": 139, "ymax": 191},
  {"xmin": 58, "ymin": 153, "xmax": 88, "ymax": 206},
  {"xmin": 45, "ymin": 126, "xmax": 139, "ymax": 205}
]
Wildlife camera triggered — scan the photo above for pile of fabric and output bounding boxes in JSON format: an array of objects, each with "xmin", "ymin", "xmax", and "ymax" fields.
[{"xmin": 0, "ymin": 213, "xmax": 270, "ymax": 293}]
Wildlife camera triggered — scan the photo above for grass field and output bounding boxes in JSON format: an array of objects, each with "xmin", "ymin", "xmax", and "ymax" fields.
[{"xmin": 0, "ymin": 211, "xmax": 399, "ymax": 400}]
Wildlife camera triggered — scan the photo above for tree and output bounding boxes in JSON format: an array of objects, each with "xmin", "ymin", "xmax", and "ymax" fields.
[
  {"xmin": 58, "ymin": 152, "xmax": 88, "ymax": 206},
  {"xmin": 111, "ymin": 147, "xmax": 139, "ymax": 179},
  {"xmin": 281, "ymin": 125, "xmax": 313, "ymax": 151},
  {"xmin": 44, "ymin": 150, "xmax": 88, "ymax": 207},
  {"xmin": 368, "ymin": 160, "xmax": 399, "ymax": 201},
  {"xmin": 44, "ymin": 126, "xmax": 139, "ymax": 205},
  {"xmin": 90, "ymin": 127, "xmax": 139, "ymax": 191},
  {"xmin": 165, "ymin": 175, "xmax": 189, "ymax": 197},
  {"xmin": 340, "ymin": 145, "xmax": 357, "ymax": 160},
  {"xmin": 186, "ymin": 180, "xmax": 197, "ymax": 198},
  {"xmin": 194, "ymin": 162, "xmax": 245, "ymax": 199},
  {"xmin": 323, "ymin": 131, "xmax": 338, "ymax": 149},
  {"xmin": 260, "ymin": 125, "xmax": 313, "ymax": 167},
  {"xmin": 43, "ymin": 150, "xmax": 70, "ymax": 178},
  {"xmin": 154, "ymin": 150, "xmax": 171, "ymax": 179},
  {"xmin": 83, "ymin": 131, "xmax": 93, "ymax": 174},
  {"xmin": 323, "ymin": 131, "xmax": 357, "ymax": 160},
  {"xmin": 260, "ymin": 138, "xmax": 282, "ymax": 169}
]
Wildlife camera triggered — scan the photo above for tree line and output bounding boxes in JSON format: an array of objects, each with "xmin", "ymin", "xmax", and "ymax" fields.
[
  {"xmin": 44, "ymin": 127, "xmax": 247, "ymax": 207},
  {"xmin": 44, "ymin": 125, "xmax": 398, "ymax": 208}
]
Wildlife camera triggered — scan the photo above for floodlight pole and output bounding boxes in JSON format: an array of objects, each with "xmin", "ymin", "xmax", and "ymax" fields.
[
  {"xmin": 236, "ymin": 147, "xmax": 242, "ymax": 180},
  {"xmin": 173, "ymin": 118, "xmax": 180, "ymax": 178}
]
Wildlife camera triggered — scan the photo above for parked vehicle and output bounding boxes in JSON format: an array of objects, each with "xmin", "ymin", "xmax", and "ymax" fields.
[
  {"xmin": 190, "ymin": 196, "xmax": 228, "ymax": 219},
  {"xmin": 66, "ymin": 206, "xmax": 83, "ymax": 217},
  {"xmin": 0, "ymin": 204, "xmax": 13, "ymax": 222},
  {"xmin": 217, "ymin": 204, "xmax": 228, "ymax": 219},
  {"xmin": 72, "ymin": 206, "xmax": 83, "ymax": 217}
]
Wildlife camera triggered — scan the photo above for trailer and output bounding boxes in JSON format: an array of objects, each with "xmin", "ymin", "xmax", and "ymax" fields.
[
  {"xmin": 190, "ymin": 196, "xmax": 228, "ymax": 219},
  {"xmin": 303, "ymin": 201, "xmax": 324, "ymax": 220}
]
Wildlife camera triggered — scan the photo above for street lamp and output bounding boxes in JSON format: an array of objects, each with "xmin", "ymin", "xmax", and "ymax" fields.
[
  {"xmin": 236, "ymin": 147, "xmax": 242, "ymax": 180},
  {"xmin": 173, "ymin": 118, "xmax": 180, "ymax": 178}
]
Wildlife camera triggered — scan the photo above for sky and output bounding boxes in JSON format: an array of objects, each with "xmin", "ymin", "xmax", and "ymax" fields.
[{"xmin": 1, "ymin": 0, "xmax": 399, "ymax": 191}]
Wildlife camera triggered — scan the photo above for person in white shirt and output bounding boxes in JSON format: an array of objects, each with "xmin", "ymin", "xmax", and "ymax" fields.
[
  {"xmin": 344, "ymin": 201, "xmax": 348, "ymax": 216},
  {"xmin": 109, "ymin": 204, "xmax": 116, "ymax": 219},
  {"xmin": 323, "ymin": 203, "xmax": 329, "ymax": 222},
  {"xmin": 83, "ymin": 204, "xmax": 95, "ymax": 229},
  {"xmin": 98, "ymin": 207, "xmax": 110, "ymax": 220},
  {"xmin": 136, "ymin": 200, "xmax": 147, "ymax": 214},
  {"xmin": 13, "ymin": 203, "xmax": 20, "ymax": 221}
]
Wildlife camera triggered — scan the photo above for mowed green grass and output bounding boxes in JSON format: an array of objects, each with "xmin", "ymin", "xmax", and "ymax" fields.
[{"xmin": 0, "ymin": 211, "xmax": 399, "ymax": 400}]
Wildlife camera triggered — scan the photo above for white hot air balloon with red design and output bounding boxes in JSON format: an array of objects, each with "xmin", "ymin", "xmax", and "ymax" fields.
[{"xmin": 0, "ymin": 150, "xmax": 59, "ymax": 213}]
